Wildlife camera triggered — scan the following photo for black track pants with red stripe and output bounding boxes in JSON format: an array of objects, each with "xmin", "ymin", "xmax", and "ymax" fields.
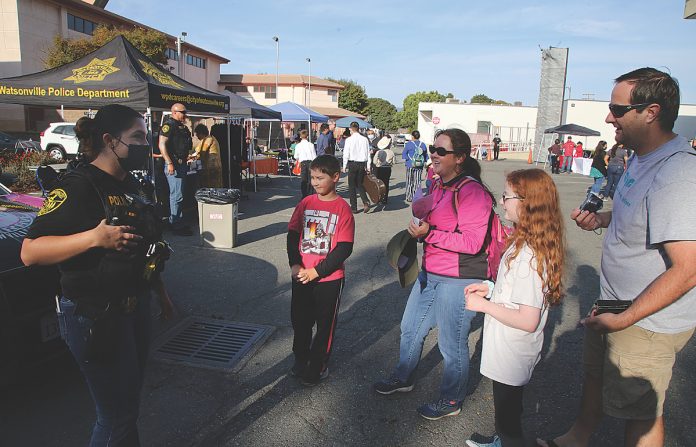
[{"xmin": 291, "ymin": 277, "xmax": 344, "ymax": 381}]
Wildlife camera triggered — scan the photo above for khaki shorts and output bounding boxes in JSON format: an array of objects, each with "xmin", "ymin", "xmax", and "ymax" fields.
[{"xmin": 583, "ymin": 324, "xmax": 694, "ymax": 420}]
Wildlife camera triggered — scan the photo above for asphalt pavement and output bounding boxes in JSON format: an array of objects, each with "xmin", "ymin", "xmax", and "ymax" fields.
[{"xmin": 2, "ymin": 150, "xmax": 695, "ymax": 446}]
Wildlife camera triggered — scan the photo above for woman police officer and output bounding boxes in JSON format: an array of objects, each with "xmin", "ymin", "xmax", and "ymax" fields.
[{"xmin": 22, "ymin": 104, "xmax": 171, "ymax": 446}]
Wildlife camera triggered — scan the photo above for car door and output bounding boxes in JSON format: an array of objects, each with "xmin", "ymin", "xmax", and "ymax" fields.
[
  {"xmin": 56, "ymin": 125, "xmax": 78, "ymax": 155},
  {"xmin": 0, "ymin": 131, "xmax": 17, "ymax": 151}
]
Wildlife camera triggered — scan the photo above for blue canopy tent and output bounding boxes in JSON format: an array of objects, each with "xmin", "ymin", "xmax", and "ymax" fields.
[
  {"xmin": 335, "ymin": 116, "xmax": 373, "ymax": 129},
  {"xmin": 269, "ymin": 101, "xmax": 329, "ymax": 123},
  {"xmin": 269, "ymin": 102, "xmax": 329, "ymax": 147}
]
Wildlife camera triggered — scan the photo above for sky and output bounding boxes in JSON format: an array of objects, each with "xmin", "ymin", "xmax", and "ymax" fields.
[{"xmin": 108, "ymin": 0, "xmax": 696, "ymax": 108}]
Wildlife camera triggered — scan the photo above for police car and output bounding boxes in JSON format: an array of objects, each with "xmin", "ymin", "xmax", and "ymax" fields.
[{"xmin": 0, "ymin": 181, "xmax": 65, "ymax": 384}]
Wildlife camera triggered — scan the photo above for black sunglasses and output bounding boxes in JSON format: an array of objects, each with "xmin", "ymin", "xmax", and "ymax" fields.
[
  {"xmin": 608, "ymin": 102, "xmax": 651, "ymax": 118},
  {"xmin": 428, "ymin": 145, "xmax": 456, "ymax": 156},
  {"xmin": 174, "ymin": 109, "xmax": 188, "ymax": 115}
]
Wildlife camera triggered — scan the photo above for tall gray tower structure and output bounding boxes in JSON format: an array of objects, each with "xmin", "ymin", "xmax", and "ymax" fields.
[{"xmin": 533, "ymin": 47, "xmax": 569, "ymax": 161}]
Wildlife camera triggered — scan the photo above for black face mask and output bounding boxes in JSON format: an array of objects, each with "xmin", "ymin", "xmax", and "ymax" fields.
[{"xmin": 113, "ymin": 140, "xmax": 150, "ymax": 172}]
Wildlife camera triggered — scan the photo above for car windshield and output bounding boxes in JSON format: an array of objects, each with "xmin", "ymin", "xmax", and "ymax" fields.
[{"xmin": 0, "ymin": 182, "xmax": 12, "ymax": 195}]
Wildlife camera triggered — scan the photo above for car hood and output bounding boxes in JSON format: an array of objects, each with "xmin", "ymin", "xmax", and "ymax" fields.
[{"xmin": 0, "ymin": 193, "xmax": 43, "ymax": 273}]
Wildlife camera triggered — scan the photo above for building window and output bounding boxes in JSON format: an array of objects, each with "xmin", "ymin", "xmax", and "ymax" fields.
[
  {"xmin": 67, "ymin": 13, "xmax": 97, "ymax": 35},
  {"xmin": 186, "ymin": 54, "xmax": 206, "ymax": 69},
  {"xmin": 164, "ymin": 48, "xmax": 178, "ymax": 61},
  {"xmin": 477, "ymin": 121, "xmax": 492, "ymax": 134},
  {"xmin": 328, "ymin": 89, "xmax": 338, "ymax": 102},
  {"xmin": 253, "ymin": 85, "xmax": 276, "ymax": 99}
]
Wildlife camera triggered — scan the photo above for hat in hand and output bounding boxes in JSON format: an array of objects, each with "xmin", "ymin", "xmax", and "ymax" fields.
[
  {"xmin": 386, "ymin": 230, "xmax": 419, "ymax": 288},
  {"xmin": 377, "ymin": 136, "xmax": 391, "ymax": 150}
]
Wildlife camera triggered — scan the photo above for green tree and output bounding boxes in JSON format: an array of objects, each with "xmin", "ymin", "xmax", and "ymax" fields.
[
  {"xmin": 364, "ymin": 98, "xmax": 397, "ymax": 130},
  {"xmin": 397, "ymin": 91, "xmax": 447, "ymax": 131},
  {"xmin": 470, "ymin": 93, "xmax": 495, "ymax": 104},
  {"xmin": 44, "ymin": 26, "xmax": 168, "ymax": 69},
  {"xmin": 327, "ymin": 78, "xmax": 368, "ymax": 114}
]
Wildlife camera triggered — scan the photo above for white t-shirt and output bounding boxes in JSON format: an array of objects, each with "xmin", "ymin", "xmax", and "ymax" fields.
[
  {"xmin": 480, "ymin": 243, "xmax": 548, "ymax": 386},
  {"xmin": 294, "ymin": 140, "xmax": 316, "ymax": 162}
]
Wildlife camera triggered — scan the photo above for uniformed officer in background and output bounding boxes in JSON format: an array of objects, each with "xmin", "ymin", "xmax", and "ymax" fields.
[
  {"xmin": 159, "ymin": 102, "xmax": 193, "ymax": 236},
  {"xmin": 22, "ymin": 104, "xmax": 173, "ymax": 446}
]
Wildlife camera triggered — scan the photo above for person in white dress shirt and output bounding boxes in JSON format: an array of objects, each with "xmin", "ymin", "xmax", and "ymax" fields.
[
  {"xmin": 341, "ymin": 122, "xmax": 372, "ymax": 213},
  {"xmin": 294, "ymin": 129, "xmax": 317, "ymax": 198}
]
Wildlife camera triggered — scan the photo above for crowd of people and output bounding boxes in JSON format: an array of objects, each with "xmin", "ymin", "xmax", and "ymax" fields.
[{"xmin": 18, "ymin": 67, "xmax": 696, "ymax": 447}]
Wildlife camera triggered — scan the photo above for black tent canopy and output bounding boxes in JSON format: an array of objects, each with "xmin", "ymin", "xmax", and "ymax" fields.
[
  {"xmin": 544, "ymin": 123, "xmax": 601, "ymax": 136},
  {"xmin": 0, "ymin": 35, "xmax": 229, "ymax": 114}
]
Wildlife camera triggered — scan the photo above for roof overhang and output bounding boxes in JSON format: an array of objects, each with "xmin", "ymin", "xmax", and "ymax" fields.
[{"xmin": 686, "ymin": 0, "xmax": 696, "ymax": 18}]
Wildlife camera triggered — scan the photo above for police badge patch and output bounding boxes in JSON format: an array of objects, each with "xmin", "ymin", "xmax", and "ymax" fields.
[
  {"xmin": 37, "ymin": 189, "xmax": 68, "ymax": 216},
  {"xmin": 161, "ymin": 124, "xmax": 170, "ymax": 135}
]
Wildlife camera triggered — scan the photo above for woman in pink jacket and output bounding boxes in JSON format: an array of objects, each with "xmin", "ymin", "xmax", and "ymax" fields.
[{"xmin": 374, "ymin": 128, "xmax": 495, "ymax": 420}]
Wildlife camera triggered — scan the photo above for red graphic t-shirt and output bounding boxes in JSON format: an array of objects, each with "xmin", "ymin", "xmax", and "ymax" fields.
[{"xmin": 288, "ymin": 195, "xmax": 355, "ymax": 282}]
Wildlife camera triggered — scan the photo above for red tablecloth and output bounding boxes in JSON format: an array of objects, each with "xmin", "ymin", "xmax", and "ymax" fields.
[{"xmin": 241, "ymin": 157, "xmax": 278, "ymax": 175}]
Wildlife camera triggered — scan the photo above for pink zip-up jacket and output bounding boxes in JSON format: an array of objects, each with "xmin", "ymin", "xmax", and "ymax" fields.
[{"xmin": 422, "ymin": 175, "xmax": 492, "ymax": 279}]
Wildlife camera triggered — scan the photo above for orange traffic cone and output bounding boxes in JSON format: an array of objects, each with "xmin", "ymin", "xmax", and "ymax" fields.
[
  {"xmin": 487, "ymin": 146, "xmax": 492, "ymax": 161},
  {"xmin": 527, "ymin": 148, "xmax": 533, "ymax": 164}
]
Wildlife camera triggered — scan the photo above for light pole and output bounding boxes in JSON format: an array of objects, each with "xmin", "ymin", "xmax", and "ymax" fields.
[
  {"xmin": 306, "ymin": 57, "xmax": 311, "ymax": 108},
  {"xmin": 272, "ymin": 36, "xmax": 279, "ymax": 104},
  {"xmin": 176, "ymin": 31, "xmax": 187, "ymax": 78}
]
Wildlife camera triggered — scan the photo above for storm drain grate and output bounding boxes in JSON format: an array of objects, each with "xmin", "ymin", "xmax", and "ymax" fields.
[{"xmin": 152, "ymin": 317, "xmax": 273, "ymax": 372}]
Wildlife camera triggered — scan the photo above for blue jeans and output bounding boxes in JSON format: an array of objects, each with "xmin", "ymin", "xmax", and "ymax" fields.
[
  {"xmin": 59, "ymin": 292, "xmax": 152, "ymax": 447},
  {"xmin": 602, "ymin": 164, "xmax": 624, "ymax": 199},
  {"xmin": 590, "ymin": 176, "xmax": 605, "ymax": 194},
  {"xmin": 164, "ymin": 163, "xmax": 188, "ymax": 226},
  {"xmin": 393, "ymin": 271, "xmax": 478, "ymax": 403},
  {"xmin": 561, "ymin": 156, "xmax": 573, "ymax": 172}
]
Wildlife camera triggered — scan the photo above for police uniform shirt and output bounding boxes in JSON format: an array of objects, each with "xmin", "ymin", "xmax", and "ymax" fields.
[
  {"xmin": 26, "ymin": 164, "xmax": 148, "ymax": 300},
  {"xmin": 160, "ymin": 117, "xmax": 192, "ymax": 165}
]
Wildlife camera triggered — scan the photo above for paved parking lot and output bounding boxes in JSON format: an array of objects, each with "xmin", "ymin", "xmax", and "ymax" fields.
[{"xmin": 2, "ymin": 153, "xmax": 695, "ymax": 446}]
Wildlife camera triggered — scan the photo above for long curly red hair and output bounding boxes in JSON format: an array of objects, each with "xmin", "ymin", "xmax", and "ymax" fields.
[{"xmin": 504, "ymin": 169, "xmax": 565, "ymax": 306}]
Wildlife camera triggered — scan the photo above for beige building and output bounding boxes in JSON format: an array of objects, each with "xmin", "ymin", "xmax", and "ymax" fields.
[
  {"xmin": 0, "ymin": 0, "xmax": 229, "ymax": 131},
  {"xmin": 219, "ymin": 74, "xmax": 363, "ymax": 119}
]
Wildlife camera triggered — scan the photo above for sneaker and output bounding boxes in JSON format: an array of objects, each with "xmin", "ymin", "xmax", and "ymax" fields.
[
  {"xmin": 465, "ymin": 435, "xmax": 501, "ymax": 447},
  {"xmin": 416, "ymin": 399, "xmax": 461, "ymax": 420},
  {"xmin": 373, "ymin": 377, "xmax": 414, "ymax": 395},
  {"xmin": 301, "ymin": 367, "xmax": 329, "ymax": 387},
  {"xmin": 289, "ymin": 360, "xmax": 307, "ymax": 378}
]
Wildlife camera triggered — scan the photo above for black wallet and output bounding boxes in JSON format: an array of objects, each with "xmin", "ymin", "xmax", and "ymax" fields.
[{"xmin": 594, "ymin": 299, "xmax": 632, "ymax": 315}]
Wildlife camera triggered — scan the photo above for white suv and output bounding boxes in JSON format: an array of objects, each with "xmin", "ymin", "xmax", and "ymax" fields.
[{"xmin": 40, "ymin": 123, "xmax": 78, "ymax": 160}]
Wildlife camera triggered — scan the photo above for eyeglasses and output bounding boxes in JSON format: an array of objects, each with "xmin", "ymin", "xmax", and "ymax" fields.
[
  {"xmin": 428, "ymin": 145, "xmax": 456, "ymax": 156},
  {"xmin": 173, "ymin": 109, "xmax": 188, "ymax": 115},
  {"xmin": 501, "ymin": 193, "xmax": 523, "ymax": 203},
  {"xmin": 608, "ymin": 102, "xmax": 651, "ymax": 118}
]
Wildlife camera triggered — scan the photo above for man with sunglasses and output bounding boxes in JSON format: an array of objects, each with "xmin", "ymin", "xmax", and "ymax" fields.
[
  {"xmin": 540, "ymin": 68, "xmax": 696, "ymax": 447},
  {"xmin": 158, "ymin": 103, "xmax": 193, "ymax": 236}
]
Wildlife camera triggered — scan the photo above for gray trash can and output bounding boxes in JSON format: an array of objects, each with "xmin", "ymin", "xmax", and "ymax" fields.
[{"xmin": 195, "ymin": 188, "xmax": 241, "ymax": 248}]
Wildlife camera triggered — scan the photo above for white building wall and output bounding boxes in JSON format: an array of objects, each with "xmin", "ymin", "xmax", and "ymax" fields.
[
  {"xmin": 418, "ymin": 100, "xmax": 696, "ymax": 152},
  {"xmin": 418, "ymin": 102, "xmax": 537, "ymax": 145}
]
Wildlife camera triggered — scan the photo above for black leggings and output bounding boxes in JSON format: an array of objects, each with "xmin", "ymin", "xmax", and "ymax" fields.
[{"xmin": 493, "ymin": 380, "xmax": 525, "ymax": 447}]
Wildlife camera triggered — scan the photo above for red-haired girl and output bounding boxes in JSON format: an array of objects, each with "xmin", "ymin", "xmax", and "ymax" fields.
[{"xmin": 464, "ymin": 169, "xmax": 565, "ymax": 447}]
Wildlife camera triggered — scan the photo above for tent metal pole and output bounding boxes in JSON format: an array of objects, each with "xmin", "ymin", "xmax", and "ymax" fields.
[
  {"xmin": 145, "ymin": 107, "xmax": 157, "ymax": 204},
  {"xmin": 227, "ymin": 117, "xmax": 231, "ymax": 190},
  {"xmin": 253, "ymin": 122, "xmax": 258, "ymax": 192}
]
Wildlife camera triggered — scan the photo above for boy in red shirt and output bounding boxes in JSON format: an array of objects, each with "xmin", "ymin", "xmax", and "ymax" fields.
[{"xmin": 287, "ymin": 155, "xmax": 356, "ymax": 386}]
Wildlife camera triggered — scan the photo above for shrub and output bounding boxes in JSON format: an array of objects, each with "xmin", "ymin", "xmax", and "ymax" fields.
[{"xmin": 1, "ymin": 151, "xmax": 58, "ymax": 193}]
